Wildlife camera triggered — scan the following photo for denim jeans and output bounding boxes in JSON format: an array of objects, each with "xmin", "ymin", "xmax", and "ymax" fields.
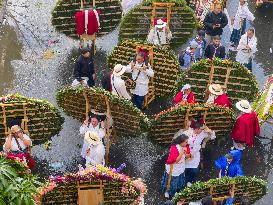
[
  {"xmin": 132, "ymin": 94, "xmax": 145, "ymax": 109},
  {"xmin": 244, "ymin": 58, "xmax": 253, "ymax": 72},
  {"xmin": 185, "ymin": 168, "xmax": 199, "ymax": 184}
]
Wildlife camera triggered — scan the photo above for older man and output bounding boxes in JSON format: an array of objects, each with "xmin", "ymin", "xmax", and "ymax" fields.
[
  {"xmin": 126, "ymin": 52, "xmax": 154, "ymax": 109},
  {"xmin": 147, "ymin": 19, "xmax": 172, "ymax": 45}
]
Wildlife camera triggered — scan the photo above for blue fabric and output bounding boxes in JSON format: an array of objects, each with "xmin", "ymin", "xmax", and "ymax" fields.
[
  {"xmin": 161, "ymin": 171, "xmax": 185, "ymax": 198},
  {"xmin": 190, "ymin": 38, "xmax": 206, "ymax": 60},
  {"xmin": 230, "ymin": 19, "xmax": 246, "ymax": 46},
  {"xmin": 215, "ymin": 150, "xmax": 244, "ymax": 177},
  {"xmin": 225, "ymin": 197, "xmax": 234, "ymax": 205},
  {"xmin": 183, "ymin": 52, "xmax": 195, "ymax": 69},
  {"xmin": 132, "ymin": 94, "xmax": 145, "ymax": 109},
  {"xmin": 244, "ymin": 58, "xmax": 253, "ymax": 71},
  {"xmin": 185, "ymin": 168, "xmax": 199, "ymax": 184}
]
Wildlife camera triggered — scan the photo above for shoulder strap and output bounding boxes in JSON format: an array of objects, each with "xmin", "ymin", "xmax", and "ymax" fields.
[
  {"xmin": 156, "ymin": 31, "xmax": 161, "ymax": 44},
  {"xmin": 14, "ymin": 137, "xmax": 23, "ymax": 152},
  {"xmin": 112, "ymin": 75, "xmax": 120, "ymax": 96}
]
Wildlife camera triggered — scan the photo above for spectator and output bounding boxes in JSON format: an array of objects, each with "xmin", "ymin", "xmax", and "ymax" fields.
[
  {"xmin": 205, "ymin": 36, "xmax": 225, "ymax": 60},
  {"xmin": 180, "ymin": 41, "xmax": 199, "ymax": 70},
  {"xmin": 190, "ymin": 30, "xmax": 206, "ymax": 60}
]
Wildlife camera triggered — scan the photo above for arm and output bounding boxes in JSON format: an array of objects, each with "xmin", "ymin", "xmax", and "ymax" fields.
[
  {"xmin": 174, "ymin": 91, "xmax": 183, "ymax": 104},
  {"xmin": 204, "ymin": 45, "xmax": 211, "ymax": 59},
  {"xmin": 220, "ymin": 47, "xmax": 226, "ymax": 59},
  {"xmin": 74, "ymin": 59, "xmax": 82, "ymax": 81},
  {"xmin": 144, "ymin": 65, "xmax": 154, "ymax": 77},
  {"xmin": 80, "ymin": 120, "xmax": 88, "ymax": 134},
  {"xmin": 3, "ymin": 135, "xmax": 13, "ymax": 151},
  {"xmin": 19, "ymin": 134, "xmax": 31, "ymax": 147},
  {"xmin": 119, "ymin": 80, "xmax": 131, "ymax": 100},
  {"xmin": 90, "ymin": 58, "xmax": 95, "ymax": 79},
  {"xmin": 147, "ymin": 29, "xmax": 154, "ymax": 43},
  {"xmin": 220, "ymin": 13, "xmax": 228, "ymax": 28},
  {"xmin": 183, "ymin": 54, "xmax": 192, "ymax": 68},
  {"xmin": 203, "ymin": 13, "xmax": 213, "ymax": 29}
]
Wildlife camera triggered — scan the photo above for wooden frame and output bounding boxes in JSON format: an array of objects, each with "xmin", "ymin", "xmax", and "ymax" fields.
[
  {"xmin": 150, "ymin": 2, "xmax": 175, "ymax": 28},
  {"xmin": 77, "ymin": 181, "xmax": 104, "ymax": 205}
]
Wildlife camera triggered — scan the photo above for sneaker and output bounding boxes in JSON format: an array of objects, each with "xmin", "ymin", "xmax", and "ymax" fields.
[
  {"xmin": 164, "ymin": 191, "xmax": 170, "ymax": 198},
  {"xmin": 187, "ymin": 182, "xmax": 192, "ymax": 187}
]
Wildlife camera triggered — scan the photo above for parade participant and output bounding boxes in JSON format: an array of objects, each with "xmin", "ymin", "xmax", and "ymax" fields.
[
  {"xmin": 73, "ymin": 47, "xmax": 95, "ymax": 87},
  {"xmin": 83, "ymin": 131, "xmax": 105, "ymax": 167},
  {"xmin": 203, "ymin": 3, "xmax": 228, "ymax": 43},
  {"xmin": 231, "ymin": 100, "xmax": 260, "ymax": 149},
  {"xmin": 206, "ymin": 84, "xmax": 232, "ymax": 108},
  {"xmin": 173, "ymin": 84, "xmax": 196, "ymax": 105},
  {"xmin": 215, "ymin": 150, "xmax": 244, "ymax": 178},
  {"xmin": 180, "ymin": 41, "xmax": 199, "ymax": 70},
  {"xmin": 205, "ymin": 36, "xmax": 226, "ymax": 60},
  {"xmin": 147, "ymin": 19, "xmax": 172, "ymax": 46},
  {"xmin": 183, "ymin": 122, "xmax": 216, "ymax": 186},
  {"xmin": 126, "ymin": 52, "xmax": 154, "ymax": 109},
  {"xmin": 236, "ymin": 28, "xmax": 257, "ymax": 71},
  {"xmin": 79, "ymin": 113, "xmax": 105, "ymax": 139},
  {"xmin": 111, "ymin": 64, "xmax": 131, "ymax": 100},
  {"xmin": 190, "ymin": 30, "xmax": 206, "ymax": 60},
  {"xmin": 161, "ymin": 134, "xmax": 189, "ymax": 199},
  {"xmin": 230, "ymin": 0, "xmax": 255, "ymax": 48}
]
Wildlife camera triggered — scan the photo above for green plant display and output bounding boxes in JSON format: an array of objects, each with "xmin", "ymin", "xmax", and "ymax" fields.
[
  {"xmin": 175, "ymin": 58, "xmax": 259, "ymax": 104},
  {"xmin": 51, "ymin": 0, "xmax": 122, "ymax": 38},
  {"xmin": 119, "ymin": 0, "xmax": 196, "ymax": 48},
  {"xmin": 0, "ymin": 94, "xmax": 64, "ymax": 145},
  {"xmin": 173, "ymin": 176, "xmax": 267, "ymax": 204}
]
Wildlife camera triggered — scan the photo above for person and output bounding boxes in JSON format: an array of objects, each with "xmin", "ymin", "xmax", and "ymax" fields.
[
  {"xmin": 203, "ymin": 3, "xmax": 228, "ymax": 43},
  {"xmin": 183, "ymin": 121, "xmax": 216, "ymax": 186},
  {"xmin": 173, "ymin": 84, "xmax": 196, "ymax": 105},
  {"xmin": 83, "ymin": 131, "xmax": 105, "ymax": 167},
  {"xmin": 206, "ymin": 84, "xmax": 232, "ymax": 108},
  {"xmin": 161, "ymin": 134, "xmax": 189, "ymax": 199},
  {"xmin": 126, "ymin": 52, "xmax": 154, "ymax": 109},
  {"xmin": 205, "ymin": 36, "xmax": 226, "ymax": 60},
  {"xmin": 231, "ymin": 100, "xmax": 260, "ymax": 149},
  {"xmin": 3, "ymin": 125, "xmax": 34, "ymax": 169},
  {"xmin": 180, "ymin": 41, "xmax": 199, "ymax": 70},
  {"xmin": 147, "ymin": 18, "xmax": 172, "ymax": 45},
  {"xmin": 215, "ymin": 150, "xmax": 244, "ymax": 178},
  {"xmin": 230, "ymin": 0, "xmax": 255, "ymax": 48},
  {"xmin": 73, "ymin": 47, "xmax": 95, "ymax": 87},
  {"xmin": 80, "ymin": 113, "xmax": 105, "ymax": 139},
  {"xmin": 190, "ymin": 30, "xmax": 207, "ymax": 60},
  {"xmin": 236, "ymin": 28, "xmax": 257, "ymax": 71},
  {"xmin": 111, "ymin": 64, "xmax": 131, "ymax": 100}
]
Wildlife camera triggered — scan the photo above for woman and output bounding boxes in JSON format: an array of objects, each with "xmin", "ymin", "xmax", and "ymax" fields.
[
  {"xmin": 3, "ymin": 125, "xmax": 34, "ymax": 168},
  {"xmin": 173, "ymin": 84, "xmax": 196, "ymax": 105},
  {"xmin": 161, "ymin": 134, "xmax": 189, "ymax": 199}
]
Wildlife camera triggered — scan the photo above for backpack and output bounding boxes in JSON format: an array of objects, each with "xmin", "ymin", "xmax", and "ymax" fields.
[
  {"xmin": 178, "ymin": 51, "xmax": 186, "ymax": 66},
  {"xmin": 101, "ymin": 71, "xmax": 112, "ymax": 92}
]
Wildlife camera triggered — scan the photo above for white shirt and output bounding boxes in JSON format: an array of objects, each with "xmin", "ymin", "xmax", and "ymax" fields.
[
  {"xmin": 233, "ymin": 3, "xmax": 255, "ymax": 30},
  {"xmin": 165, "ymin": 144, "xmax": 186, "ymax": 176},
  {"xmin": 147, "ymin": 28, "xmax": 172, "ymax": 45},
  {"xmin": 126, "ymin": 62, "xmax": 154, "ymax": 96},
  {"xmin": 183, "ymin": 129, "xmax": 216, "ymax": 168},
  {"xmin": 3, "ymin": 134, "xmax": 32, "ymax": 152},
  {"xmin": 236, "ymin": 33, "xmax": 257, "ymax": 64},
  {"xmin": 111, "ymin": 74, "xmax": 131, "ymax": 100},
  {"xmin": 85, "ymin": 143, "xmax": 105, "ymax": 167}
]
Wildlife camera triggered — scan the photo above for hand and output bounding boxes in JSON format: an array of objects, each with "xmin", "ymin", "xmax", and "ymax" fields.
[
  {"xmin": 165, "ymin": 26, "xmax": 170, "ymax": 33},
  {"xmin": 100, "ymin": 121, "xmax": 105, "ymax": 129},
  {"xmin": 142, "ymin": 65, "xmax": 147, "ymax": 71},
  {"xmin": 80, "ymin": 80, "xmax": 85, "ymax": 84},
  {"xmin": 130, "ymin": 61, "xmax": 135, "ymax": 68},
  {"xmin": 204, "ymin": 126, "xmax": 212, "ymax": 133},
  {"xmin": 92, "ymin": 74, "xmax": 95, "ymax": 80},
  {"xmin": 83, "ymin": 119, "xmax": 89, "ymax": 125},
  {"xmin": 245, "ymin": 45, "xmax": 251, "ymax": 49}
]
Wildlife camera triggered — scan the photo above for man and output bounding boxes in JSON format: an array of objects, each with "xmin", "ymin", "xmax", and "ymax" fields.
[
  {"xmin": 231, "ymin": 100, "xmax": 260, "ymax": 149},
  {"xmin": 204, "ymin": 36, "xmax": 225, "ymax": 60},
  {"xmin": 74, "ymin": 47, "xmax": 95, "ymax": 87},
  {"xmin": 173, "ymin": 84, "xmax": 196, "ymax": 105},
  {"xmin": 180, "ymin": 41, "xmax": 199, "ymax": 70},
  {"xmin": 190, "ymin": 30, "xmax": 206, "ymax": 60},
  {"xmin": 111, "ymin": 64, "xmax": 131, "ymax": 100},
  {"xmin": 203, "ymin": 3, "xmax": 228, "ymax": 43},
  {"xmin": 147, "ymin": 18, "xmax": 172, "ymax": 45},
  {"xmin": 126, "ymin": 52, "xmax": 154, "ymax": 109},
  {"xmin": 206, "ymin": 84, "xmax": 232, "ymax": 109}
]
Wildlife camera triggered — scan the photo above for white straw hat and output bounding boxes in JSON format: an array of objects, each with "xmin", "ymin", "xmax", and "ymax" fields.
[
  {"xmin": 209, "ymin": 84, "xmax": 223, "ymax": 96},
  {"xmin": 113, "ymin": 64, "xmax": 126, "ymax": 77},
  {"xmin": 235, "ymin": 100, "xmax": 252, "ymax": 113},
  {"xmin": 84, "ymin": 131, "xmax": 101, "ymax": 146}
]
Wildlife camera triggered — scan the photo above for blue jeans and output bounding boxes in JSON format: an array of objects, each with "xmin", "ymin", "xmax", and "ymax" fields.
[
  {"xmin": 185, "ymin": 168, "xmax": 199, "ymax": 184},
  {"xmin": 132, "ymin": 94, "xmax": 145, "ymax": 109},
  {"xmin": 244, "ymin": 58, "xmax": 253, "ymax": 72}
]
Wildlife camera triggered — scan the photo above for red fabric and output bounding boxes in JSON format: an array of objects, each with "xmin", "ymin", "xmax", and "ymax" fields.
[
  {"xmin": 138, "ymin": 48, "xmax": 148, "ymax": 61},
  {"xmin": 75, "ymin": 10, "xmax": 100, "ymax": 36},
  {"xmin": 6, "ymin": 153, "xmax": 35, "ymax": 169},
  {"xmin": 154, "ymin": 18, "xmax": 167, "ymax": 26},
  {"xmin": 173, "ymin": 91, "xmax": 196, "ymax": 104},
  {"xmin": 190, "ymin": 119, "xmax": 205, "ymax": 128},
  {"xmin": 214, "ymin": 94, "xmax": 232, "ymax": 109},
  {"xmin": 166, "ymin": 145, "xmax": 180, "ymax": 164},
  {"xmin": 231, "ymin": 112, "xmax": 260, "ymax": 147}
]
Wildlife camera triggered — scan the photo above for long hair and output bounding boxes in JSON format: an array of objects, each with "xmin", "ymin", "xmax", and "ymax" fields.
[{"xmin": 171, "ymin": 134, "xmax": 188, "ymax": 145}]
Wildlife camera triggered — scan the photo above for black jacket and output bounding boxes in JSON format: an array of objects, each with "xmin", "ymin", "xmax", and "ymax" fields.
[
  {"xmin": 205, "ymin": 44, "xmax": 226, "ymax": 59},
  {"xmin": 74, "ymin": 55, "xmax": 95, "ymax": 81},
  {"xmin": 204, "ymin": 11, "xmax": 228, "ymax": 36}
]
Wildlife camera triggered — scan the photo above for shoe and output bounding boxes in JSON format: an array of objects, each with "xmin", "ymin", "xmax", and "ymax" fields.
[
  {"xmin": 164, "ymin": 191, "xmax": 170, "ymax": 198},
  {"xmin": 187, "ymin": 182, "xmax": 192, "ymax": 187}
]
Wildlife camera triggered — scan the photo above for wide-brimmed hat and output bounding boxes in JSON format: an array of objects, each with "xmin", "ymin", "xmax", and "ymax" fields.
[
  {"xmin": 209, "ymin": 84, "xmax": 223, "ymax": 96},
  {"xmin": 84, "ymin": 131, "xmax": 101, "ymax": 146},
  {"xmin": 113, "ymin": 64, "xmax": 126, "ymax": 77},
  {"xmin": 181, "ymin": 84, "xmax": 191, "ymax": 91},
  {"xmin": 235, "ymin": 100, "xmax": 252, "ymax": 113},
  {"xmin": 10, "ymin": 125, "xmax": 22, "ymax": 134},
  {"xmin": 155, "ymin": 19, "xmax": 167, "ymax": 29}
]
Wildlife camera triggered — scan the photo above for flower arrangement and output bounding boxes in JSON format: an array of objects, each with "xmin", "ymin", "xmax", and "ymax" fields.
[{"xmin": 0, "ymin": 94, "xmax": 15, "ymax": 102}]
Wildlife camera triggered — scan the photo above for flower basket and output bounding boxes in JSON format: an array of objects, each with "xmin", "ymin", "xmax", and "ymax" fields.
[
  {"xmin": 51, "ymin": 0, "xmax": 122, "ymax": 38},
  {"xmin": 0, "ymin": 94, "xmax": 64, "ymax": 145},
  {"xmin": 119, "ymin": 0, "xmax": 196, "ymax": 48}
]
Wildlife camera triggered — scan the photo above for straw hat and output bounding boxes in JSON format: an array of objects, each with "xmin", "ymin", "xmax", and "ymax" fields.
[
  {"xmin": 10, "ymin": 125, "xmax": 22, "ymax": 134},
  {"xmin": 155, "ymin": 19, "xmax": 167, "ymax": 29},
  {"xmin": 181, "ymin": 84, "xmax": 191, "ymax": 91},
  {"xmin": 113, "ymin": 64, "xmax": 126, "ymax": 77},
  {"xmin": 235, "ymin": 100, "xmax": 252, "ymax": 113},
  {"xmin": 209, "ymin": 84, "xmax": 223, "ymax": 96},
  {"xmin": 84, "ymin": 131, "xmax": 101, "ymax": 146}
]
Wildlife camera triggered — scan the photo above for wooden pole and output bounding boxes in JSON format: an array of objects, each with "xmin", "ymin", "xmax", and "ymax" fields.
[
  {"xmin": 104, "ymin": 96, "xmax": 112, "ymax": 165},
  {"xmin": 184, "ymin": 109, "xmax": 191, "ymax": 129},
  {"xmin": 80, "ymin": 0, "xmax": 84, "ymax": 10},
  {"xmin": 1, "ymin": 105, "xmax": 8, "ymax": 135},
  {"xmin": 83, "ymin": 92, "xmax": 90, "ymax": 120},
  {"xmin": 22, "ymin": 103, "xmax": 29, "ymax": 135}
]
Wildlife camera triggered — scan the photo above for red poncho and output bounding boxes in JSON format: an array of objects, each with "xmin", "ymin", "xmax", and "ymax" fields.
[
  {"xmin": 231, "ymin": 112, "xmax": 260, "ymax": 147},
  {"xmin": 75, "ymin": 10, "xmax": 100, "ymax": 36},
  {"xmin": 214, "ymin": 94, "xmax": 232, "ymax": 109},
  {"xmin": 173, "ymin": 91, "xmax": 196, "ymax": 104}
]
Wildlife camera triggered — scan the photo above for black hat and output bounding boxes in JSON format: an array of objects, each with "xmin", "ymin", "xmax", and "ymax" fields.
[
  {"xmin": 81, "ymin": 47, "xmax": 90, "ymax": 54},
  {"xmin": 198, "ymin": 30, "xmax": 205, "ymax": 37}
]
